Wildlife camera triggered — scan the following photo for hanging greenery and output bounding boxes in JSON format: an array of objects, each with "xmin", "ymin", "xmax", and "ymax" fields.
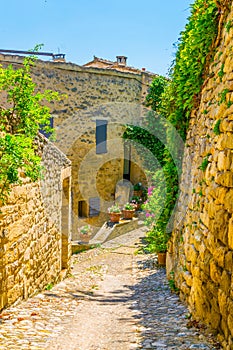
[
  {"xmin": 123, "ymin": 115, "xmax": 167, "ymax": 171},
  {"xmin": 0, "ymin": 55, "xmax": 61, "ymax": 203},
  {"xmin": 124, "ymin": 0, "xmax": 219, "ymax": 252},
  {"xmin": 166, "ymin": 0, "xmax": 218, "ymax": 140}
]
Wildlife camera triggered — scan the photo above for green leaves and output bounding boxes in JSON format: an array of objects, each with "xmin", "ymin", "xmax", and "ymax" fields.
[
  {"xmin": 218, "ymin": 88, "xmax": 229, "ymax": 105},
  {"xmin": 145, "ymin": 75, "xmax": 168, "ymax": 112},
  {"xmin": 0, "ymin": 61, "xmax": 60, "ymax": 137},
  {"xmin": 123, "ymin": 111, "xmax": 167, "ymax": 171},
  {"xmin": 213, "ymin": 119, "xmax": 221, "ymax": 135},
  {"xmin": 0, "ymin": 56, "xmax": 60, "ymax": 202},
  {"xmin": 163, "ymin": 0, "xmax": 218, "ymax": 137},
  {"xmin": 199, "ymin": 155, "xmax": 210, "ymax": 171},
  {"xmin": 140, "ymin": 0, "xmax": 219, "ymax": 253}
]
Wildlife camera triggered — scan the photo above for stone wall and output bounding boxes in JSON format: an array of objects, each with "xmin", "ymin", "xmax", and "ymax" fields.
[
  {"xmin": 168, "ymin": 2, "xmax": 233, "ymax": 348},
  {"xmin": 0, "ymin": 137, "xmax": 72, "ymax": 310},
  {"xmin": 0, "ymin": 55, "xmax": 153, "ymax": 238}
]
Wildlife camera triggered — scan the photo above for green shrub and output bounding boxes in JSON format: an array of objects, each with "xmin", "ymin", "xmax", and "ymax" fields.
[{"xmin": 0, "ymin": 52, "xmax": 60, "ymax": 202}]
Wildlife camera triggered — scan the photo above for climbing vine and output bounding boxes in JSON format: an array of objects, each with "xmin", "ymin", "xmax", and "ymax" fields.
[
  {"xmin": 123, "ymin": 114, "xmax": 167, "ymax": 171},
  {"xmin": 165, "ymin": 0, "xmax": 218, "ymax": 139},
  {"xmin": 124, "ymin": 0, "xmax": 219, "ymax": 252},
  {"xmin": 0, "ymin": 55, "xmax": 60, "ymax": 203},
  {"xmin": 123, "ymin": 75, "xmax": 168, "ymax": 171},
  {"xmin": 145, "ymin": 75, "xmax": 168, "ymax": 112}
]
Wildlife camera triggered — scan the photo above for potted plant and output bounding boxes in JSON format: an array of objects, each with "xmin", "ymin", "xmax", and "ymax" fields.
[
  {"xmin": 122, "ymin": 202, "xmax": 135, "ymax": 220},
  {"xmin": 108, "ymin": 204, "xmax": 122, "ymax": 223},
  {"xmin": 152, "ymin": 230, "xmax": 168, "ymax": 265},
  {"xmin": 130, "ymin": 196, "xmax": 143, "ymax": 211},
  {"xmin": 147, "ymin": 230, "xmax": 169, "ymax": 265},
  {"xmin": 133, "ymin": 182, "xmax": 143, "ymax": 197},
  {"xmin": 79, "ymin": 225, "xmax": 92, "ymax": 243}
]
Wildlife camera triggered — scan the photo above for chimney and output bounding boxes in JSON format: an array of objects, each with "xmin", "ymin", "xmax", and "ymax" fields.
[
  {"xmin": 142, "ymin": 68, "xmax": 146, "ymax": 71},
  {"xmin": 116, "ymin": 56, "xmax": 127, "ymax": 66},
  {"xmin": 53, "ymin": 53, "xmax": 66, "ymax": 62}
]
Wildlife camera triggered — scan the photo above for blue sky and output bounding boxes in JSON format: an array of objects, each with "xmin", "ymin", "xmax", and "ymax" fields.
[{"xmin": 1, "ymin": 0, "xmax": 192, "ymax": 76}]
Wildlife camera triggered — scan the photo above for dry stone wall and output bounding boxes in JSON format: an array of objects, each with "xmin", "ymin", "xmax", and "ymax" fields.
[
  {"xmin": 168, "ymin": 2, "xmax": 233, "ymax": 349},
  {"xmin": 0, "ymin": 55, "xmax": 152, "ymax": 237},
  {"xmin": 0, "ymin": 137, "xmax": 72, "ymax": 310}
]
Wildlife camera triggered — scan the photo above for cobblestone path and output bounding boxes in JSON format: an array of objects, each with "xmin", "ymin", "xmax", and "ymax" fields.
[{"xmin": 0, "ymin": 228, "xmax": 221, "ymax": 349}]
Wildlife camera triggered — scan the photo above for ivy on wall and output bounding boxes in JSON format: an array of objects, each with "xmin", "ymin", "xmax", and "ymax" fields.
[
  {"xmin": 0, "ymin": 56, "xmax": 60, "ymax": 203},
  {"xmin": 123, "ymin": 113, "xmax": 167, "ymax": 171},
  {"xmin": 124, "ymin": 0, "xmax": 219, "ymax": 252},
  {"xmin": 167, "ymin": 0, "xmax": 218, "ymax": 140}
]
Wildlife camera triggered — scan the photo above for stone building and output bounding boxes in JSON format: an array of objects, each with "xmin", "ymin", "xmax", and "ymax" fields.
[
  {"xmin": 0, "ymin": 52, "xmax": 155, "ymax": 239},
  {"xmin": 0, "ymin": 51, "xmax": 156, "ymax": 310}
]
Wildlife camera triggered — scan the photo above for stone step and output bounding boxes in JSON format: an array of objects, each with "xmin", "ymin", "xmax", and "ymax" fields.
[
  {"xmin": 90, "ymin": 222, "xmax": 114, "ymax": 245},
  {"xmin": 72, "ymin": 216, "xmax": 146, "ymax": 254},
  {"xmin": 90, "ymin": 218, "xmax": 139, "ymax": 245},
  {"xmin": 103, "ymin": 217, "xmax": 139, "ymax": 242}
]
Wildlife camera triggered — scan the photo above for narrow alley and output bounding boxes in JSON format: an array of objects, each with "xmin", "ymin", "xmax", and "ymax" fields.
[{"xmin": 0, "ymin": 228, "xmax": 220, "ymax": 350}]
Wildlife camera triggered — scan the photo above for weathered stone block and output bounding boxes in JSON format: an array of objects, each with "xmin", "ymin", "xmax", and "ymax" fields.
[
  {"xmin": 7, "ymin": 222, "xmax": 27, "ymax": 241},
  {"xmin": 209, "ymin": 305, "xmax": 221, "ymax": 330},
  {"xmin": 220, "ymin": 318, "xmax": 229, "ymax": 341},
  {"xmin": 227, "ymin": 314, "xmax": 233, "ymax": 337},
  {"xmin": 228, "ymin": 216, "xmax": 233, "ymax": 249},
  {"xmin": 180, "ymin": 281, "xmax": 191, "ymax": 295},
  {"xmin": 210, "ymin": 259, "xmax": 222, "ymax": 284},
  {"xmin": 221, "ymin": 119, "xmax": 233, "ymax": 132},
  {"xmin": 207, "ymin": 200, "xmax": 223, "ymax": 219},
  {"xmin": 24, "ymin": 247, "xmax": 30, "ymax": 261},
  {"xmin": 208, "ymin": 210, "xmax": 229, "ymax": 245},
  {"xmin": 216, "ymin": 171, "xmax": 233, "ymax": 187},
  {"xmin": 220, "ymin": 270, "xmax": 231, "ymax": 295},
  {"xmin": 213, "ymin": 246, "xmax": 227, "ymax": 268},
  {"xmin": 199, "ymin": 210, "xmax": 210, "ymax": 227},
  {"xmin": 182, "ymin": 271, "xmax": 193, "ymax": 287},
  {"xmin": 218, "ymin": 289, "xmax": 228, "ymax": 318},
  {"xmin": 217, "ymin": 134, "xmax": 233, "ymax": 150},
  {"xmin": 184, "ymin": 243, "xmax": 198, "ymax": 264},
  {"xmin": 225, "ymin": 251, "xmax": 233, "ymax": 272}
]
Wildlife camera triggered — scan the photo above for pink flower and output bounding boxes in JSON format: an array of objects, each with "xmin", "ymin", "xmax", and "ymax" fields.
[{"xmin": 148, "ymin": 186, "xmax": 155, "ymax": 196}]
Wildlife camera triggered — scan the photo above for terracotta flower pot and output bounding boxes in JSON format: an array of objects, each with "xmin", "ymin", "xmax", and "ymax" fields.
[
  {"xmin": 133, "ymin": 190, "xmax": 142, "ymax": 197},
  {"xmin": 157, "ymin": 252, "xmax": 167, "ymax": 266},
  {"xmin": 122, "ymin": 209, "xmax": 135, "ymax": 220},
  {"xmin": 109, "ymin": 212, "xmax": 122, "ymax": 223}
]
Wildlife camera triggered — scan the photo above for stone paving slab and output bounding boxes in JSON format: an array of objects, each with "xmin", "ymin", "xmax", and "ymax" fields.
[{"xmin": 0, "ymin": 227, "xmax": 221, "ymax": 350}]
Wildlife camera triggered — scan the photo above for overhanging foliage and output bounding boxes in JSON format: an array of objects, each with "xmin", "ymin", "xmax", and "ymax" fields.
[
  {"xmin": 0, "ymin": 57, "xmax": 60, "ymax": 203},
  {"xmin": 124, "ymin": 0, "xmax": 219, "ymax": 252}
]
